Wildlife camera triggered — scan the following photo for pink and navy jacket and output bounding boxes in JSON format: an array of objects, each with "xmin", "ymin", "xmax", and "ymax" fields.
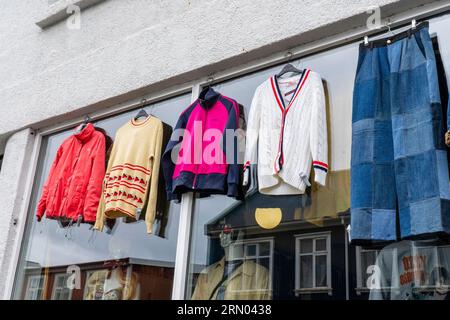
[{"xmin": 162, "ymin": 88, "xmax": 244, "ymax": 201}]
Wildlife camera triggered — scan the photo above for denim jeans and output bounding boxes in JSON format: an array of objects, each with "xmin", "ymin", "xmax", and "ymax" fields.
[{"xmin": 351, "ymin": 22, "xmax": 450, "ymax": 244}]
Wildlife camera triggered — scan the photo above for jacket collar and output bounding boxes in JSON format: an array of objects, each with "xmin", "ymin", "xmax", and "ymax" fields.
[
  {"xmin": 74, "ymin": 123, "xmax": 95, "ymax": 142},
  {"xmin": 198, "ymin": 87, "xmax": 220, "ymax": 109}
]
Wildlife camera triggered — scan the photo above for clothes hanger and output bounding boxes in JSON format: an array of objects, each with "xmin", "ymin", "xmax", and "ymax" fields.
[
  {"xmin": 364, "ymin": 19, "xmax": 421, "ymax": 47},
  {"xmin": 134, "ymin": 98, "xmax": 150, "ymax": 121},
  {"xmin": 199, "ymin": 76, "xmax": 217, "ymax": 100},
  {"xmin": 200, "ymin": 76, "xmax": 214, "ymax": 93},
  {"xmin": 385, "ymin": 22, "xmax": 396, "ymax": 44},
  {"xmin": 76, "ymin": 115, "xmax": 92, "ymax": 133},
  {"xmin": 276, "ymin": 51, "xmax": 303, "ymax": 79}
]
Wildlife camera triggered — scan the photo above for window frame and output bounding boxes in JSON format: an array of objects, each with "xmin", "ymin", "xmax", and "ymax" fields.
[
  {"xmin": 4, "ymin": 2, "xmax": 450, "ymax": 300},
  {"xmin": 82, "ymin": 269, "xmax": 108, "ymax": 300},
  {"xmin": 230, "ymin": 237, "xmax": 275, "ymax": 292},
  {"xmin": 294, "ymin": 231, "xmax": 332, "ymax": 295},
  {"xmin": 355, "ymin": 246, "xmax": 381, "ymax": 295},
  {"xmin": 410, "ymin": 244, "xmax": 450, "ymax": 292},
  {"xmin": 51, "ymin": 273, "xmax": 73, "ymax": 300}
]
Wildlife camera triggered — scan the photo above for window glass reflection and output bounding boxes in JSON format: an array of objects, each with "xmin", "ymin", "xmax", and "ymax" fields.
[{"xmin": 13, "ymin": 94, "xmax": 191, "ymax": 300}]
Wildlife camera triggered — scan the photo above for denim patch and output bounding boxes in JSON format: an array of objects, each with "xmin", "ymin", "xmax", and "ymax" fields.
[
  {"xmin": 371, "ymin": 209, "xmax": 397, "ymax": 241},
  {"xmin": 390, "ymin": 67, "xmax": 429, "ymax": 115},
  {"xmin": 394, "ymin": 157, "xmax": 409, "ymax": 210},
  {"xmin": 398, "ymin": 206, "xmax": 411, "ymax": 238},
  {"xmin": 431, "ymin": 102, "xmax": 446, "ymax": 150},
  {"xmin": 436, "ymin": 150, "xmax": 450, "ymax": 199},
  {"xmin": 372, "ymin": 164, "xmax": 396, "ymax": 210},
  {"xmin": 352, "ymin": 81, "xmax": 377, "ymax": 122},
  {"xmin": 350, "ymin": 208, "xmax": 373, "ymax": 241},
  {"xmin": 405, "ymin": 151, "xmax": 439, "ymax": 203},
  {"xmin": 351, "ymin": 163, "xmax": 373, "ymax": 208},
  {"xmin": 392, "ymin": 110, "xmax": 435, "ymax": 158},
  {"xmin": 351, "ymin": 119, "xmax": 374, "ymax": 165},
  {"xmin": 373, "ymin": 120, "xmax": 394, "ymax": 163},
  {"xmin": 387, "ymin": 35, "xmax": 427, "ymax": 74},
  {"xmin": 408, "ymin": 197, "xmax": 443, "ymax": 237}
]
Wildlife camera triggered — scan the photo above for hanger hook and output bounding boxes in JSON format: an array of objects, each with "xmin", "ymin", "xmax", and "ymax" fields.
[
  {"xmin": 207, "ymin": 76, "xmax": 214, "ymax": 86},
  {"xmin": 140, "ymin": 98, "xmax": 147, "ymax": 108},
  {"xmin": 385, "ymin": 19, "xmax": 394, "ymax": 33}
]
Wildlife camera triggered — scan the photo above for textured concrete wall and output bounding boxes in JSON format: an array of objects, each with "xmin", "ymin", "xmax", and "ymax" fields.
[
  {"xmin": 0, "ymin": 0, "xmax": 441, "ymax": 142},
  {"xmin": 0, "ymin": 129, "xmax": 36, "ymax": 297}
]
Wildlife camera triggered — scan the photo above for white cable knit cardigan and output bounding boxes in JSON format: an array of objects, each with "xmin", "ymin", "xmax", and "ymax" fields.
[{"xmin": 243, "ymin": 69, "xmax": 328, "ymax": 195}]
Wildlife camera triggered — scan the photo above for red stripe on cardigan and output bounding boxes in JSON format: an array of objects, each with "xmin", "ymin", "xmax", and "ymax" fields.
[{"xmin": 313, "ymin": 161, "xmax": 329, "ymax": 169}]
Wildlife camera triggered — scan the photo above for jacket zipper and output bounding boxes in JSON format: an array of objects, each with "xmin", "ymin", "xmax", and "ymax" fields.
[{"xmin": 192, "ymin": 174, "xmax": 197, "ymax": 189}]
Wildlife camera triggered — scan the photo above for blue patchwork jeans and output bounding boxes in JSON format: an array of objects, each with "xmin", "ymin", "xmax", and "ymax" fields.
[{"xmin": 351, "ymin": 22, "xmax": 450, "ymax": 244}]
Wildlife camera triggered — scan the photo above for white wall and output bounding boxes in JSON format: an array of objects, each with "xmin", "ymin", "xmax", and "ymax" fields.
[{"xmin": 0, "ymin": 129, "xmax": 36, "ymax": 297}]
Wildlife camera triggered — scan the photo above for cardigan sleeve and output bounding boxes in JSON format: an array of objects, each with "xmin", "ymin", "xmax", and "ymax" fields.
[
  {"xmin": 36, "ymin": 143, "xmax": 63, "ymax": 221},
  {"xmin": 309, "ymin": 72, "xmax": 328, "ymax": 186},
  {"xmin": 83, "ymin": 134, "xmax": 106, "ymax": 222},
  {"xmin": 243, "ymin": 86, "xmax": 262, "ymax": 187},
  {"xmin": 145, "ymin": 122, "xmax": 163, "ymax": 234}
]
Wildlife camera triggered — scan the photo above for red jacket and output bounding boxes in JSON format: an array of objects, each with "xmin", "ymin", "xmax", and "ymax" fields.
[{"xmin": 36, "ymin": 123, "xmax": 106, "ymax": 223}]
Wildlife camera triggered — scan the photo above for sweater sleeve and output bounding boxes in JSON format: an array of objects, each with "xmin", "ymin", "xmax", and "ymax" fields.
[
  {"xmin": 145, "ymin": 122, "xmax": 163, "ymax": 234},
  {"xmin": 309, "ymin": 72, "xmax": 328, "ymax": 186},
  {"xmin": 224, "ymin": 99, "xmax": 241, "ymax": 198},
  {"xmin": 243, "ymin": 86, "xmax": 262, "ymax": 187},
  {"xmin": 83, "ymin": 134, "xmax": 106, "ymax": 222},
  {"xmin": 36, "ymin": 144, "xmax": 63, "ymax": 221}
]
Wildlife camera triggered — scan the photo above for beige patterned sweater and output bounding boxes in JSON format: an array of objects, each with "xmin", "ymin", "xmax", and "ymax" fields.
[{"xmin": 94, "ymin": 116, "xmax": 163, "ymax": 234}]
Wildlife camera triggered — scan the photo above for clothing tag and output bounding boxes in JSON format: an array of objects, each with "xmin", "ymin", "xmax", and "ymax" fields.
[
  {"xmin": 135, "ymin": 208, "xmax": 142, "ymax": 221},
  {"xmin": 284, "ymin": 89, "xmax": 296, "ymax": 97},
  {"xmin": 346, "ymin": 225, "xmax": 352, "ymax": 242},
  {"xmin": 76, "ymin": 214, "xmax": 82, "ymax": 227},
  {"xmin": 299, "ymin": 173, "xmax": 311, "ymax": 187}
]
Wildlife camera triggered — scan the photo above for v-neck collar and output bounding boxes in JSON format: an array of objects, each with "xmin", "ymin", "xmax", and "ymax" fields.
[{"xmin": 270, "ymin": 69, "xmax": 310, "ymax": 113}]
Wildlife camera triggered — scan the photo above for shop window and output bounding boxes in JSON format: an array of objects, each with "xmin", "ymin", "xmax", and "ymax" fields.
[
  {"xmin": 11, "ymin": 10, "xmax": 450, "ymax": 301},
  {"xmin": 186, "ymin": 39, "xmax": 355, "ymax": 300},
  {"xmin": 51, "ymin": 273, "xmax": 73, "ymax": 300},
  {"xmin": 12, "ymin": 93, "xmax": 191, "ymax": 300},
  {"xmin": 295, "ymin": 232, "xmax": 331, "ymax": 294},
  {"xmin": 25, "ymin": 275, "xmax": 44, "ymax": 300}
]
